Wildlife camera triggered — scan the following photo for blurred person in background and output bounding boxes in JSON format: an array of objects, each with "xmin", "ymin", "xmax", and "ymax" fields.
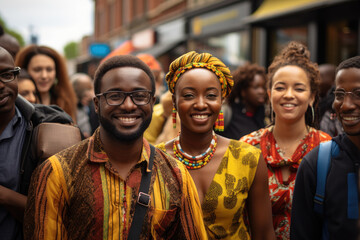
[
  {"xmin": 240, "ymin": 41, "xmax": 331, "ymax": 239},
  {"xmin": 144, "ymin": 90, "xmax": 180, "ymax": 144},
  {"xmin": 0, "ymin": 24, "xmax": 20, "ymax": 60},
  {"xmin": 17, "ymin": 69, "xmax": 37, "ymax": 104},
  {"xmin": 318, "ymin": 64, "xmax": 336, "ymax": 100},
  {"xmin": 220, "ymin": 63, "xmax": 267, "ymax": 139},
  {"xmin": 138, "ymin": 53, "xmax": 174, "ymax": 144},
  {"xmin": 15, "ymin": 45, "xmax": 77, "ymax": 121},
  {"xmin": 137, "ymin": 53, "xmax": 165, "ymax": 104},
  {"xmin": 318, "ymin": 63, "xmax": 343, "ymax": 137},
  {"xmin": 71, "ymin": 73, "xmax": 98, "ymax": 138},
  {"xmin": 152, "ymin": 90, "xmax": 181, "ymax": 145}
]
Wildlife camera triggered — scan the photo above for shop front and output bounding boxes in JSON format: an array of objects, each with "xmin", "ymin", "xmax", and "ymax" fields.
[
  {"xmin": 188, "ymin": 1, "xmax": 252, "ymax": 70},
  {"xmin": 247, "ymin": 0, "xmax": 359, "ymax": 66}
]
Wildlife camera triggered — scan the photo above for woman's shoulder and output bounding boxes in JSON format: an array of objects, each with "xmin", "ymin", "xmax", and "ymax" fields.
[
  {"xmin": 239, "ymin": 127, "xmax": 270, "ymax": 144},
  {"xmin": 227, "ymin": 139, "xmax": 262, "ymax": 157},
  {"xmin": 309, "ymin": 127, "xmax": 332, "ymax": 142},
  {"xmin": 222, "ymin": 140, "xmax": 261, "ymax": 172}
]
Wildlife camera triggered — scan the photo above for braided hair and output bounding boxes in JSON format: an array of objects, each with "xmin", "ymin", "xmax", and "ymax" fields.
[{"xmin": 166, "ymin": 51, "xmax": 233, "ymax": 98}]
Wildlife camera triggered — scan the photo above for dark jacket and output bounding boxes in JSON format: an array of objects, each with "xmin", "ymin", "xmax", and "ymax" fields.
[
  {"xmin": 16, "ymin": 96, "xmax": 73, "ymax": 195},
  {"xmin": 290, "ymin": 134, "xmax": 360, "ymax": 239},
  {"xmin": 219, "ymin": 102, "xmax": 265, "ymax": 140}
]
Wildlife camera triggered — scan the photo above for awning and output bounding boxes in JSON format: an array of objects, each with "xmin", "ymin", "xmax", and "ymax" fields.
[
  {"xmin": 245, "ymin": 0, "xmax": 349, "ymax": 24},
  {"xmin": 132, "ymin": 39, "xmax": 184, "ymax": 58},
  {"xmin": 101, "ymin": 40, "xmax": 135, "ymax": 63}
]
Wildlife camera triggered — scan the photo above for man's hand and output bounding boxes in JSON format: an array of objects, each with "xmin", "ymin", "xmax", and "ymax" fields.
[{"xmin": 0, "ymin": 185, "xmax": 27, "ymax": 222}]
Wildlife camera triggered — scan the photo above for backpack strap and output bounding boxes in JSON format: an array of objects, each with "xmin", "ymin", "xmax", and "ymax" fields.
[
  {"xmin": 314, "ymin": 141, "xmax": 333, "ymax": 214},
  {"xmin": 347, "ymin": 173, "xmax": 359, "ymax": 219},
  {"xmin": 127, "ymin": 144, "xmax": 155, "ymax": 239}
]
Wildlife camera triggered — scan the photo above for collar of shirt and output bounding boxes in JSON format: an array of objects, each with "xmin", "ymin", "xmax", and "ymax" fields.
[
  {"xmin": 0, "ymin": 107, "xmax": 23, "ymax": 141},
  {"xmin": 86, "ymin": 128, "xmax": 152, "ymax": 172}
]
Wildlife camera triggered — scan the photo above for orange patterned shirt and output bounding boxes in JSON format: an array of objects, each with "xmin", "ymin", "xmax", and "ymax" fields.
[
  {"xmin": 24, "ymin": 128, "xmax": 207, "ymax": 240},
  {"xmin": 240, "ymin": 126, "xmax": 331, "ymax": 239}
]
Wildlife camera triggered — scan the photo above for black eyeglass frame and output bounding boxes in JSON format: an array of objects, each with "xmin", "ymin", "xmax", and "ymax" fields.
[
  {"xmin": 0, "ymin": 67, "xmax": 21, "ymax": 83},
  {"xmin": 96, "ymin": 90, "xmax": 153, "ymax": 106},
  {"xmin": 333, "ymin": 90, "xmax": 360, "ymax": 101}
]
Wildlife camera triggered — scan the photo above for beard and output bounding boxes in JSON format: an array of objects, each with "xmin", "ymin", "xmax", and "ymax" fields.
[{"xmin": 98, "ymin": 109, "xmax": 152, "ymax": 143}]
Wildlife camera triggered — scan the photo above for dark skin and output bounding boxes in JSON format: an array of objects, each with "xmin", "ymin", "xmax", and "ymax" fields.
[
  {"xmin": 0, "ymin": 47, "xmax": 27, "ymax": 222},
  {"xmin": 333, "ymin": 67, "xmax": 360, "ymax": 150},
  {"xmin": 93, "ymin": 67, "xmax": 155, "ymax": 179},
  {"xmin": 241, "ymin": 74, "xmax": 266, "ymax": 114},
  {"xmin": 164, "ymin": 68, "xmax": 275, "ymax": 239}
]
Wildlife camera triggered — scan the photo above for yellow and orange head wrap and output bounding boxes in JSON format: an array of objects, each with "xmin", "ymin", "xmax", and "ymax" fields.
[{"xmin": 165, "ymin": 51, "xmax": 233, "ymax": 98}]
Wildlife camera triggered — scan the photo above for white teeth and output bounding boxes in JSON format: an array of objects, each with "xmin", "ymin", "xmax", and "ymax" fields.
[
  {"xmin": 193, "ymin": 115, "xmax": 208, "ymax": 119},
  {"xmin": 119, "ymin": 117, "xmax": 136, "ymax": 122},
  {"xmin": 283, "ymin": 104, "xmax": 295, "ymax": 107},
  {"xmin": 342, "ymin": 116, "xmax": 360, "ymax": 121}
]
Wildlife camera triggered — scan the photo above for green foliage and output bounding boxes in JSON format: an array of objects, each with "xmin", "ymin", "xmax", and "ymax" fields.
[
  {"xmin": 0, "ymin": 15, "xmax": 25, "ymax": 46},
  {"xmin": 64, "ymin": 41, "xmax": 79, "ymax": 59},
  {"xmin": 6, "ymin": 29, "xmax": 25, "ymax": 46}
]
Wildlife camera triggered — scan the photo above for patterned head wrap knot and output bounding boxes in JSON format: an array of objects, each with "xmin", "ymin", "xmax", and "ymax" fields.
[{"xmin": 165, "ymin": 51, "xmax": 233, "ymax": 98}]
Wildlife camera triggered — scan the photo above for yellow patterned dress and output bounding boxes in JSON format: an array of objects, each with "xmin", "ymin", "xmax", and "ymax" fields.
[{"xmin": 157, "ymin": 139, "xmax": 260, "ymax": 239}]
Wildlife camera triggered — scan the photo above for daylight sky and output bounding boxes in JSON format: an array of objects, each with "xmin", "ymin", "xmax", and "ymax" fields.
[{"xmin": 0, "ymin": 0, "xmax": 94, "ymax": 54}]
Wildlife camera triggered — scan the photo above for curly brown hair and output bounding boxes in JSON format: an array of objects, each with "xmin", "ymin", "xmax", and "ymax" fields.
[
  {"xmin": 15, "ymin": 45, "xmax": 77, "ymax": 121},
  {"xmin": 227, "ymin": 62, "xmax": 267, "ymax": 104},
  {"xmin": 267, "ymin": 41, "xmax": 320, "ymax": 127}
]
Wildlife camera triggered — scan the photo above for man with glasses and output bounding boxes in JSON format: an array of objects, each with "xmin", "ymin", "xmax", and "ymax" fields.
[
  {"xmin": 24, "ymin": 55, "xmax": 207, "ymax": 239},
  {"xmin": 0, "ymin": 46, "xmax": 75, "ymax": 240},
  {"xmin": 291, "ymin": 56, "xmax": 360, "ymax": 239}
]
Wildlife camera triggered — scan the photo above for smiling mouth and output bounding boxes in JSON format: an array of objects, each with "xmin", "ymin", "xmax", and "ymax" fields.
[
  {"xmin": 0, "ymin": 95, "xmax": 10, "ymax": 105},
  {"xmin": 114, "ymin": 116, "xmax": 140, "ymax": 126},
  {"xmin": 282, "ymin": 104, "xmax": 296, "ymax": 107},
  {"xmin": 192, "ymin": 114, "xmax": 209, "ymax": 120},
  {"xmin": 118, "ymin": 117, "xmax": 137, "ymax": 122},
  {"xmin": 341, "ymin": 116, "xmax": 360, "ymax": 121}
]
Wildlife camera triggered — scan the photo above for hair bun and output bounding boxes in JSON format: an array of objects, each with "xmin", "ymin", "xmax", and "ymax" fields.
[{"xmin": 280, "ymin": 41, "xmax": 310, "ymax": 61}]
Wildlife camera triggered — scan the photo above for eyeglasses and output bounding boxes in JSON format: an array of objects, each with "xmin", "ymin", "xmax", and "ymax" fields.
[
  {"xmin": 334, "ymin": 90, "xmax": 360, "ymax": 101},
  {"xmin": 96, "ymin": 90, "xmax": 153, "ymax": 106},
  {"xmin": 0, "ymin": 67, "xmax": 21, "ymax": 83}
]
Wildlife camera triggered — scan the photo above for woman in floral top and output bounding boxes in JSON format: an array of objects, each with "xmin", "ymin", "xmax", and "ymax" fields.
[{"xmin": 240, "ymin": 41, "xmax": 331, "ymax": 239}]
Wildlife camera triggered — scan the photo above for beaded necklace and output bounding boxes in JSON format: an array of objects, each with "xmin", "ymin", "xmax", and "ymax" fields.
[{"xmin": 173, "ymin": 131, "xmax": 217, "ymax": 169}]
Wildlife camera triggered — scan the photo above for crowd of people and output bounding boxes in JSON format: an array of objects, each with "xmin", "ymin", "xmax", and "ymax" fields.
[{"xmin": 1, "ymin": 22, "xmax": 360, "ymax": 240}]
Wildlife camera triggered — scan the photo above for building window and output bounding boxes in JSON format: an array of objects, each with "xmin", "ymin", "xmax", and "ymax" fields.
[
  {"xmin": 108, "ymin": 2, "xmax": 115, "ymax": 32},
  {"xmin": 192, "ymin": 31, "xmax": 250, "ymax": 70},
  {"xmin": 268, "ymin": 26, "xmax": 308, "ymax": 63},
  {"xmin": 326, "ymin": 20, "xmax": 358, "ymax": 64}
]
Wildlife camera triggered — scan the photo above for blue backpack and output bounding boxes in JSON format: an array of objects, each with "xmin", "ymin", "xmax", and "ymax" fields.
[{"xmin": 314, "ymin": 140, "xmax": 359, "ymax": 239}]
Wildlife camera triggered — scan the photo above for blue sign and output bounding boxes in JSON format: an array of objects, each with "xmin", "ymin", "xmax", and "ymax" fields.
[{"xmin": 89, "ymin": 43, "xmax": 111, "ymax": 58}]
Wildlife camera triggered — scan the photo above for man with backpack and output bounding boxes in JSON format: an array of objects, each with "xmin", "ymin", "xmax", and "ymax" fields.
[{"xmin": 290, "ymin": 56, "xmax": 360, "ymax": 239}]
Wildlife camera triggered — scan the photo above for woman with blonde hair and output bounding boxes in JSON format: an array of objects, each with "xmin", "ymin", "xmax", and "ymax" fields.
[
  {"xmin": 240, "ymin": 41, "xmax": 331, "ymax": 239},
  {"xmin": 15, "ymin": 45, "xmax": 77, "ymax": 121},
  {"xmin": 157, "ymin": 51, "xmax": 275, "ymax": 239}
]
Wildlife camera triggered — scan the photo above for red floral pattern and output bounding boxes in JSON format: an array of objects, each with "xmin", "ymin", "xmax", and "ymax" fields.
[{"xmin": 240, "ymin": 126, "xmax": 331, "ymax": 239}]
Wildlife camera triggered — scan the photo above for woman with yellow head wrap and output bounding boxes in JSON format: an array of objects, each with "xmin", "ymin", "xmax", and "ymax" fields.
[{"xmin": 156, "ymin": 51, "xmax": 275, "ymax": 239}]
